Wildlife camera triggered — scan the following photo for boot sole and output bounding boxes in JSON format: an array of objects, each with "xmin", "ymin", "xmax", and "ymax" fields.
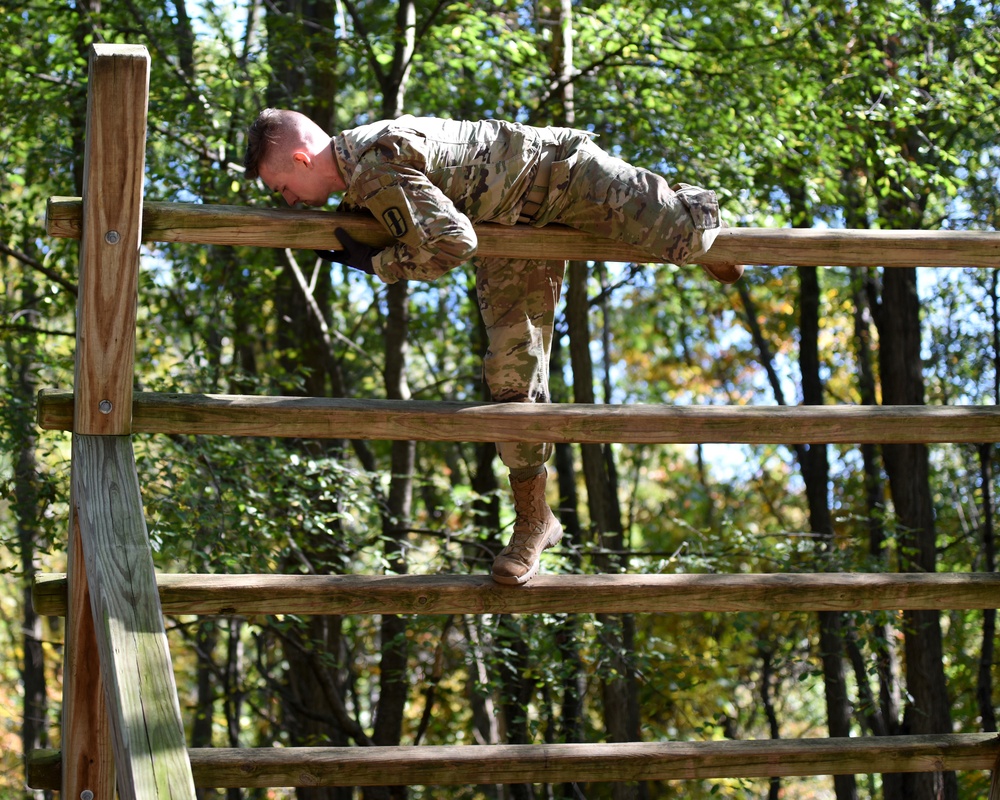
[
  {"xmin": 491, "ymin": 527, "xmax": 563, "ymax": 586},
  {"xmin": 700, "ymin": 262, "xmax": 744, "ymax": 284}
]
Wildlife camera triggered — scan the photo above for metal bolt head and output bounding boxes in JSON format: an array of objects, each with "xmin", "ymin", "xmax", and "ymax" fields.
[
  {"xmin": 98, "ymin": 400, "xmax": 113, "ymax": 414},
  {"xmin": 81, "ymin": 790, "xmax": 94, "ymax": 800},
  {"xmin": 104, "ymin": 230, "xmax": 120, "ymax": 245}
]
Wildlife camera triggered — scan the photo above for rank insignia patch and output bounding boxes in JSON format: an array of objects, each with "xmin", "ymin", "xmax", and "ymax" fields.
[{"xmin": 382, "ymin": 207, "xmax": 408, "ymax": 237}]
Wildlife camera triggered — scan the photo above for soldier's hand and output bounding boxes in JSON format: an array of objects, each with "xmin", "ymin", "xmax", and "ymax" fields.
[{"xmin": 315, "ymin": 228, "xmax": 378, "ymax": 275}]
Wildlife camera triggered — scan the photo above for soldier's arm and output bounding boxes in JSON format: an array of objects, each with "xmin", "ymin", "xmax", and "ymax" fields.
[{"xmin": 353, "ymin": 162, "xmax": 478, "ymax": 284}]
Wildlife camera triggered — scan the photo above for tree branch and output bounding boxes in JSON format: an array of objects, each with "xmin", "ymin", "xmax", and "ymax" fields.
[
  {"xmin": 1, "ymin": 242, "xmax": 78, "ymax": 296},
  {"xmin": 341, "ymin": 0, "xmax": 387, "ymax": 87}
]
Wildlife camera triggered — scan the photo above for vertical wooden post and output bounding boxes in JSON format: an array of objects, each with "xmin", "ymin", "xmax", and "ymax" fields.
[
  {"xmin": 64, "ymin": 43, "xmax": 196, "ymax": 800},
  {"xmin": 73, "ymin": 43, "xmax": 146, "ymax": 437},
  {"xmin": 64, "ymin": 39, "xmax": 150, "ymax": 799}
]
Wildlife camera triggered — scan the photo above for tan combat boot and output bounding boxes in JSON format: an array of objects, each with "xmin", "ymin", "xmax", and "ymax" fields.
[
  {"xmin": 700, "ymin": 220, "xmax": 744, "ymax": 284},
  {"xmin": 491, "ymin": 471, "xmax": 563, "ymax": 585},
  {"xmin": 701, "ymin": 261, "xmax": 745, "ymax": 284}
]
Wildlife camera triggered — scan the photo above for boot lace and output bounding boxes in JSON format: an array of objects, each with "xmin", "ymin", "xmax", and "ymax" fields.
[{"xmin": 500, "ymin": 512, "xmax": 551, "ymax": 559}]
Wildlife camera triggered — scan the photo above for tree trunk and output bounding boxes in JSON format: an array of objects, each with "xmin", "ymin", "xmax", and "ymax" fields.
[
  {"xmin": 498, "ymin": 615, "xmax": 536, "ymax": 800},
  {"xmin": 760, "ymin": 649, "xmax": 782, "ymax": 800},
  {"xmin": 978, "ymin": 272, "xmax": 1000, "ymax": 734},
  {"xmin": 745, "ymin": 258, "xmax": 859, "ymax": 800},
  {"xmin": 876, "ymin": 267, "xmax": 957, "ymax": 800},
  {"xmin": 264, "ymin": 0, "xmax": 340, "ymax": 123},
  {"xmin": 463, "ymin": 615, "xmax": 501, "ymax": 800},
  {"xmin": 799, "ymin": 266, "xmax": 858, "ymax": 800},
  {"xmin": 547, "ymin": 285, "xmax": 587, "ymax": 800},
  {"xmin": 223, "ymin": 618, "xmax": 245, "ymax": 800},
  {"xmin": 566, "ymin": 261, "xmax": 643, "ymax": 800},
  {"xmin": 190, "ymin": 619, "xmax": 217, "ymax": 800},
  {"xmin": 368, "ymin": 280, "xmax": 414, "ymax": 800},
  {"xmin": 978, "ymin": 447, "xmax": 998, "ymax": 734},
  {"xmin": 191, "ymin": 620, "xmax": 217, "ymax": 748},
  {"xmin": 261, "ymin": 2, "xmax": 425, "ymax": 795},
  {"xmin": 469, "ymin": 275, "xmax": 501, "ymax": 567},
  {"xmin": 365, "ymin": 4, "xmax": 421, "ymax": 796},
  {"xmin": 7, "ymin": 291, "xmax": 50, "ymax": 782},
  {"xmin": 852, "ymin": 271, "xmax": 906, "ymax": 800},
  {"xmin": 863, "ymin": 9, "xmax": 958, "ymax": 789},
  {"xmin": 284, "ymin": 616, "xmax": 353, "ymax": 800}
]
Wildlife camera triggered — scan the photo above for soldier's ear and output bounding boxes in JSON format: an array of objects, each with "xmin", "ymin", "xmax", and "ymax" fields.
[{"xmin": 292, "ymin": 150, "xmax": 313, "ymax": 169}]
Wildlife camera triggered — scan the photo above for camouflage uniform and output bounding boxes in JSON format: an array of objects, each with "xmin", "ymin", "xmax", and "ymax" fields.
[{"xmin": 332, "ymin": 116, "xmax": 723, "ymax": 470}]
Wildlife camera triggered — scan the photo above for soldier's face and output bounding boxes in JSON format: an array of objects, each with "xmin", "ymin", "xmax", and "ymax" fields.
[{"xmin": 259, "ymin": 153, "xmax": 330, "ymax": 208}]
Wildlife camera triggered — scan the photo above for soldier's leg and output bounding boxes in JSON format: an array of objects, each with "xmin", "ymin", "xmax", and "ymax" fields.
[
  {"xmin": 475, "ymin": 255, "xmax": 566, "ymax": 584},
  {"xmin": 550, "ymin": 142, "xmax": 743, "ymax": 283}
]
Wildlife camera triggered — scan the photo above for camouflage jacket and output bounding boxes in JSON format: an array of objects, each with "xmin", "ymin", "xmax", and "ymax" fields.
[{"xmin": 332, "ymin": 116, "xmax": 588, "ymax": 284}]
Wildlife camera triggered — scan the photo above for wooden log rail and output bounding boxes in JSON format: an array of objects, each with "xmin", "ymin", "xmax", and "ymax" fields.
[
  {"xmin": 46, "ymin": 195, "xmax": 1000, "ymax": 268},
  {"xmin": 27, "ymin": 733, "xmax": 1000, "ymax": 789},
  {"xmin": 33, "ymin": 572, "xmax": 1000, "ymax": 617},
  {"xmin": 36, "ymin": 389, "xmax": 1000, "ymax": 444}
]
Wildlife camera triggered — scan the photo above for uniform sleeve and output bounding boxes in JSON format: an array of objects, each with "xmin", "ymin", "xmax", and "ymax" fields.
[{"xmin": 352, "ymin": 161, "xmax": 479, "ymax": 284}]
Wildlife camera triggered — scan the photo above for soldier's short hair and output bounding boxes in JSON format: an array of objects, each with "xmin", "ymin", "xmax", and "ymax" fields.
[{"xmin": 244, "ymin": 108, "xmax": 288, "ymax": 180}]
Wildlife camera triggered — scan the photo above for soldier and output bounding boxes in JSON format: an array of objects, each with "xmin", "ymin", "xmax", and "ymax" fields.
[{"xmin": 244, "ymin": 109, "xmax": 742, "ymax": 586}]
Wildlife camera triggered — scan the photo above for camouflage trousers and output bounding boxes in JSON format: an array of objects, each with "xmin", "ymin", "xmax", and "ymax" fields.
[
  {"xmin": 475, "ymin": 256, "xmax": 565, "ymax": 470},
  {"xmin": 477, "ymin": 136, "xmax": 722, "ymax": 471},
  {"xmin": 537, "ymin": 136, "xmax": 722, "ymax": 266}
]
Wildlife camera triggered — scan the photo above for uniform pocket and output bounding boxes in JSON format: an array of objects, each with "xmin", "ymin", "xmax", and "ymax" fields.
[
  {"xmin": 673, "ymin": 184, "xmax": 720, "ymax": 231},
  {"xmin": 475, "ymin": 259, "xmax": 495, "ymax": 330}
]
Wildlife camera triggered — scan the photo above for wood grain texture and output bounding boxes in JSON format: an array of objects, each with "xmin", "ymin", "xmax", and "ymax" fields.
[
  {"xmin": 26, "ymin": 733, "xmax": 1000, "ymax": 789},
  {"xmin": 36, "ymin": 389, "xmax": 1000, "ymax": 444},
  {"xmin": 62, "ymin": 44, "xmax": 158, "ymax": 800},
  {"xmin": 73, "ymin": 435, "xmax": 195, "ymax": 800},
  {"xmin": 61, "ymin": 491, "xmax": 115, "ymax": 800},
  {"xmin": 33, "ymin": 572, "xmax": 1000, "ymax": 617},
  {"xmin": 45, "ymin": 196, "xmax": 1000, "ymax": 268},
  {"xmin": 73, "ymin": 45, "xmax": 149, "ymax": 435}
]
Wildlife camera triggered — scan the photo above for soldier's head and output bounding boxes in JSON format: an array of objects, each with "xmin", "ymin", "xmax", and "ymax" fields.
[{"xmin": 244, "ymin": 108, "xmax": 344, "ymax": 206}]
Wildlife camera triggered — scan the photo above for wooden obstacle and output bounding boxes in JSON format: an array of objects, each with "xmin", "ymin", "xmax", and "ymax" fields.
[
  {"xmin": 44, "ymin": 194, "xmax": 1000, "ymax": 268},
  {"xmin": 34, "ymin": 389, "xmax": 1000, "ymax": 444},
  {"xmin": 25, "ymin": 734, "xmax": 1000, "ymax": 790},
  {"xmin": 28, "ymin": 42, "xmax": 1000, "ymax": 799},
  {"xmin": 30, "ymin": 572, "xmax": 1000, "ymax": 616}
]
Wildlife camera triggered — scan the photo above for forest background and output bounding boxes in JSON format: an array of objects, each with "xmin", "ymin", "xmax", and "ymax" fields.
[{"xmin": 2, "ymin": 1, "xmax": 1000, "ymax": 799}]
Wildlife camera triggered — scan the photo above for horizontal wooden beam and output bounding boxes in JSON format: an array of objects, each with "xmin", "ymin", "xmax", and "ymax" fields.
[
  {"xmin": 33, "ymin": 572, "xmax": 1000, "ymax": 617},
  {"xmin": 46, "ymin": 196, "xmax": 1000, "ymax": 268},
  {"xmin": 35, "ymin": 390, "xmax": 1000, "ymax": 444},
  {"xmin": 27, "ymin": 733, "xmax": 1000, "ymax": 789}
]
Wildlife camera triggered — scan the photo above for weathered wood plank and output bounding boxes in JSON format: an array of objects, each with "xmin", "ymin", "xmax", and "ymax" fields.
[
  {"xmin": 73, "ymin": 45, "xmax": 148, "ymax": 436},
  {"xmin": 26, "ymin": 733, "xmax": 1000, "ymax": 789},
  {"xmin": 183, "ymin": 734, "xmax": 1000, "ymax": 786},
  {"xmin": 61, "ymin": 489, "xmax": 115, "ymax": 800},
  {"xmin": 45, "ymin": 196, "xmax": 1000, "ymax": 268},
  {"xmin": 36, "ymin": 389, "xmax": 1000, "ymax": 444},
  {"xmin": 33, "ymin": 572, "xmax": 1000, "ymax": 617},
  {"xmin": 73, "ymin": 434, "xmax": 195, "ymax": 800}
]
